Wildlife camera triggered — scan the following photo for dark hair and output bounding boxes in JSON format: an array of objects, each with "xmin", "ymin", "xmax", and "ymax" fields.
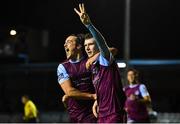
[
  {"xmin": 127, "ymin": 68, "xmax": 139, "ymax": 83},
  {"xmin": 69, "ymin": 34, "xmax": 87, "ymax": 57},
  {"xmin": 76, "ymin": 33, "xmax": 85, "ymax": 45},
  {"xmin": 22, "ymin": 95, "xmax": 29, "ymax": 100},
  {"xmin": 68, "ymin": 34, "xmax": 85, "ymax": 45},
  {"xmin": 84, "ymin": 33, "xmax": 93, "ymax": 40}
]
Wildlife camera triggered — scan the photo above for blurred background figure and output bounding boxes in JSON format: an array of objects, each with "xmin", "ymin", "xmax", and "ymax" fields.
[
  {"xmin": 21, "ymin": 95, "xmax": 39, "ymax": 123},
  {"xmin": 0, "ymin": 28, "xmax": 29, "ymax": 64},
  {"xmin": 147, "ymin": 104, "xmax": 158, "ymax": 123},
  {"xmin": 124, "ymin": 68, "xmax": 152, "ymax": 123},
  {"xmin": 14, "ymin": 31, "xmax": 29, "ymax": 63},
  {"xmin": 0, "ymin": 38, "xmax": 15, "ymax": 57}
]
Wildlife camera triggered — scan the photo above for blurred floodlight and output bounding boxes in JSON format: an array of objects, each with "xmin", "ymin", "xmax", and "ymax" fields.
[
  {"xmin": 117, "ymin": 62, "xmax": 126, "ymax": 68},
  {"xmin": 10, "ymin": 30, "xmax": 17, "ymax": 35}
]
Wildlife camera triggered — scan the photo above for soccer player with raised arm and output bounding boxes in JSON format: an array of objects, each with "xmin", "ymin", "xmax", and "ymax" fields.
[{"xmin": 74, "ymin": 4, "xmax": 126, "ymax": 123}]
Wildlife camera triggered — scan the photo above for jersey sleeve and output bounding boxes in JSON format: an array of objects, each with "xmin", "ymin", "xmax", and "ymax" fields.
[
  {"xmin": 98, "ymin": 53, "xmax": 114, "ymax": 66},
  {"xmin": 57, "ymin": 64, "xmax": 70, "ymax": 84},
  {"xmin": 86, "ymin": 23, "xmax": 111, "ymax": 61},
  {"xmin": 139, "ymin": 84, "xmax": 150, "ymax": 97}
]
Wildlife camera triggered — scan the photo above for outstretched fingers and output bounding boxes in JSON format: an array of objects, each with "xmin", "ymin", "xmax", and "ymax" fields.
[
  {"xmin": 79, "ymin": 4, "xmax": 83, "ymax": 13},
  {"xmin": 74, "ymin": 8, "xmax": 81, "ymax": 16},
  {"xmin": 74, "ymin": 3, "xmax": 86, "ymax": 16},
  {"xmin": 82, "ymin": 3, "xmax": 85, "ymax": 13}
]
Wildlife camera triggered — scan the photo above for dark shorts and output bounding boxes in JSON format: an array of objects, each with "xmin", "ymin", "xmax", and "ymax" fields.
[
  {"xmin": 98, "ymin": 113, "xmax": 126, "ymax": 123},
  {"xmin": 70, "ymin": 113, "xmax": 97, "ymax": 123}
]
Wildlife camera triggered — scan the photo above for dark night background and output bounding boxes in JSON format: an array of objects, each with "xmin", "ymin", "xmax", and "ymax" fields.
[{"xmin": 0, "ymin": 0, "xmax": 180, "ymax": 122}]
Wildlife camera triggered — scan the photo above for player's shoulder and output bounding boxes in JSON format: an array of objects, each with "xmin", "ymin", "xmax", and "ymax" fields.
[
  {"xmin": 139, "ymin": 83, "xmax": 148, "ymax": 91},
  {"xmin": 139, "ymin": 83, "xmax": 146, "ymax": 88},
  {"xmin": 59, "ymin": 59, "xmax": 69, "ymax": 65},
  {"xmin": 57, "ymin": 62, "xmax": 68, "ymax": 72},
  {"xmin": 79, "ymin": 57, "xmax": 88, "ymax": 64},
  {"xmin": 27, "ymin": 100, "xmax": 33, "ymax": 106},
  {"xmin": 58, "ymin": 60, "xmax": 70, "ymax": 69},
  {"xmin": 83, "ymin": 57, "xmax": 89, "ymax": 61}
]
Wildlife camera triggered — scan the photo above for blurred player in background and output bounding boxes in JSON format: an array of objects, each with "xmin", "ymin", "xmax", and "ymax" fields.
[
  {"xmin": 21, "ymin": 95, "xmax": 38, "ymax": 123},
  {"xmin": 124, "ymin": 68, "xmax": 151, "ymax": 123}
]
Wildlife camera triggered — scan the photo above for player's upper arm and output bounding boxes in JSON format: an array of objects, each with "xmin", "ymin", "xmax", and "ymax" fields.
[
  {"xmin": 57, "ymin": 64, "xmax": 74, "ymax": 94},
  {"xmin": 86, "ymin": 24, "xmax": 111, "ymax": 61},
  {"xmin": 139, "ymin": 84, "xmax": 151, "ymax": 102},
  {"xmin": 57, "ymin": 64, "xmax": 70, "ymax": 84}
]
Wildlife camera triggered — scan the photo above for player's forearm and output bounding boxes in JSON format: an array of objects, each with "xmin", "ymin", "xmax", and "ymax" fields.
[
  {"xmin": 86, "ymin": 23, "xmax": 110, "ymax": 59},
  {"xmin": 139, "ymin": 98, "xmax": 151, "ymax": 105},
  {"xmin": 68, "ymin": 88, "xmax": 96, "ymax": 100}
]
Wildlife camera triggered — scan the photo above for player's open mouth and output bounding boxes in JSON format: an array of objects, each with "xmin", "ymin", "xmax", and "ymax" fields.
[
  {"xmin": 65, "ymin": 48, "xmax": 69, "ymax": 52},
  {"xmin": 87, "ymin": 51, "xmax": 91, "ymax": 55}
]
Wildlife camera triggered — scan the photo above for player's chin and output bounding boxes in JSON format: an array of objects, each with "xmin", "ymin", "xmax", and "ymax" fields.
[
  {"xmin": 87, "ymin": 54, "xmax": 93, "ymax": 58},
  {"xmin": 66, "ymin": 54, "xmax": 71, "ymax": 59}
]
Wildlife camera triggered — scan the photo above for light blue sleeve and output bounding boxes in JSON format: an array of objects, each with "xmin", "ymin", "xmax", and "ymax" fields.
[
  {"xmin": 98, "ymin": 53, "xmax": 114, "ymax": 66},
  {"xmin": 57, "ymin": 64, "xmax": 70, "ymax": 84},
  {"xmin": 86, "ymin": 24, "xmax": 110, "ymax": 60},
  {"xmin": 139, "ymin": 84, "xmax": 150, "ymax": 97}
]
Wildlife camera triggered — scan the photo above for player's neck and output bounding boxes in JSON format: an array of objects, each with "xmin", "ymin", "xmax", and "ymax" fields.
[
  {"xmin": 129, "ymin": 81, "xmax": 137, "ymax": 85},
  {"xmin": 70, "ymin": 52, "xmax": 83, "ymax": 62}
]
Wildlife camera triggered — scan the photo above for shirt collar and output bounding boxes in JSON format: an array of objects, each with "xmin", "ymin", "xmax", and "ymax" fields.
[
  {"xmin": 129, "ymin": 84, "xmax": 138, "ymax": 88},
  {"xmin": 69, "ymin": 56, "xmax": 85, "ymax": 63}
]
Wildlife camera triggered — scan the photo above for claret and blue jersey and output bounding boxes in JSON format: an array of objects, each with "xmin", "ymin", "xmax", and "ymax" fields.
[{"xmin": 57, "ymin": 57, "xmax": 96, "ymax": 122}]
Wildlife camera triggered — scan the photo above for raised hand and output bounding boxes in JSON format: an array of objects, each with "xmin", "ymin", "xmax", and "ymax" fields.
[{"xmin": 74, "ymin": 3, "xmax": 91, "ymax": 25}]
